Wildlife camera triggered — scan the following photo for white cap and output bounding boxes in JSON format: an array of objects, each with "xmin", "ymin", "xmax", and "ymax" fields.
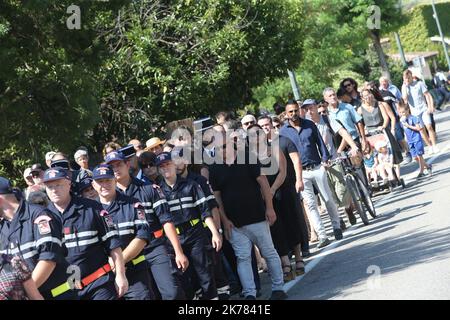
[
  {"xmin": 74, "ymin": 149, "xmax": 88, "ymax": 161},
  {"xmin": 45, "ymin": 151, "xmax": 56, "ymax": 162},
  {"xmin": 241, "ymin": 114, "xmax": 257, "ymax": 125},
  {"xmin": 23, "ymin": 168, "xmax": 32, "ymax": 178}
]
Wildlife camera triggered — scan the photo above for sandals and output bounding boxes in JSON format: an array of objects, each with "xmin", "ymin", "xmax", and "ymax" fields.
[
  {"xmin": 295, "ymin": 260, "xmax": 305, "ymax": 276},
  {"xmin": 282, "ymin": 264, "xmax": 295, "ymax": 282}
]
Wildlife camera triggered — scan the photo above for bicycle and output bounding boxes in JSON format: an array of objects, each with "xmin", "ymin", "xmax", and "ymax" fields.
[{"xmin": 330, "ymin": 152, "xmax": 377, "ymax": 226}]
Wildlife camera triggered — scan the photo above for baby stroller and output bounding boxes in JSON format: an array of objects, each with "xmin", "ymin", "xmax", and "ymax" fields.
[{"xmin": 365, "ymin": 129, "xmax": 406, "ymax": 193}]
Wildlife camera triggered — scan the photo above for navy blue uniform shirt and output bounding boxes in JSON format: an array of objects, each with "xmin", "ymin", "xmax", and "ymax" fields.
[
  {"xmin": 0, "ymin": 199, "xmax": 69, "ymax": 294},
  {"xmin": 186, "ymin": 171, "xmax": 218, "ymax": 210},
  {"xmin": 117, "ymin": 177, "xmax": 171, "ymax": 248},
  {"xmin": 47, "ymin": 196, "xmax": 121, "ymax": 279},
  {"xmin": 100, "ymin": 193, "xmax": 151, "ymax": 270},
  {"xmin": 279, "ymin": 118, "xmax": 331, "ymax": 166},
  {"xmin": 158, "ymin": 176, "xmax": 212, "ymax": 226}
]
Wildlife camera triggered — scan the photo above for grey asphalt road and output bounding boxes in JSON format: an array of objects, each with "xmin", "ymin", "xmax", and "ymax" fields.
[{"xmin": 257, "ymin": 105, "xmax": 450, "ymax": 300}]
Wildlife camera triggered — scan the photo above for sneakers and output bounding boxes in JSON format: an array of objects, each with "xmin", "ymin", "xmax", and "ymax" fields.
[
  {"xmin": 340, "ymin": 218, "xmax": 347, "ymax": 231},
  {"xmin": 427, "ymin": 147, "xmax": 433, "ymax": 156},
  {"xmin": 417, "ymin": 172, "xmax": 426, "ymax": 179},
  {"xmin": 333, "ymin": 228, "xmax": 343, "ymax": 240},
  {"xmin": 432, "ymin": 146, "xmax": 440, "ymax": 154},
  {"xmin": 402, "ymin": 152, "xmax": 412, "ymax": 164},
  {"xmin": 425, "ymin": 164, "xmax": 433, "ymax": 176},
  {"xmin": 317, "ymin": 237, "xmax": 331, "ymax": 248},
  {"xmin": 269, "ymin": 290, "xmax": 288, "ymax": 300}
]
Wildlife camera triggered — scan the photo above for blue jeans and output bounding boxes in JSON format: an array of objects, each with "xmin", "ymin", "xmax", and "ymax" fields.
[{"xmin": 228, "ymin": 220, "xmax": 284, "ymax": 298}]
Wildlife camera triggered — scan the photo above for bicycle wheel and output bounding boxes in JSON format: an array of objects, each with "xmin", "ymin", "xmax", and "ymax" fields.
[
  {"xmin": 345, "ymin": 174, "xmax": 370, "ymax": 225},
  {"xmin": 355, "ymin": 175, "xmax": 377, "ymax": 218}
]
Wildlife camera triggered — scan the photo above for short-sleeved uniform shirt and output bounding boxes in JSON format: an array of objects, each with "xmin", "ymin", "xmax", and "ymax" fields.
[
  {"xmin": 0, "ymin": 200, "xmax": 69, "ymax": 295},
  {"xmin": 100, "ymin": 193, "xmax": 151, "ymax": 271},
  {"xmin": 47, "ymin": 197, "xmax": 121, "ymax": 280}
]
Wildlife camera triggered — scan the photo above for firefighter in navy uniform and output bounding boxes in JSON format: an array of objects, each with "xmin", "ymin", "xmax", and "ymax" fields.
[
  {"xmin": 43, "ymin": 167, "xmax": 128, "ymax": 300},
  {"xmin": 105, "ymin": 151, "xmax": 188, "ymax": 300},
  {"xmin": 91, "ymin": 164, "xmax": 153, "ymax": 300},
  {"xmin": 0, "ymin": 176, "xmax": 77, "ymax": 300},
  {"xmin": 156, "ymin": 152, "xmax": 222, "ymax": 300},
  {"xmin": 173, "ymin": 147, "xmax": 230, "ymax": 300}
]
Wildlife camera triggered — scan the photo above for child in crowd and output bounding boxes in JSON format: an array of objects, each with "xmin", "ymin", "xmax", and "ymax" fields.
[
  {"xmin": 399, "ymin": 103, "xmax": 432, "ymax": 178},
  {"xmin": 363, "ymin": 144, "xmax": 379, "ymax": 187},
  {"xmin": 375, "ymin": 140, "xmax": 396, "ymax": 186}
]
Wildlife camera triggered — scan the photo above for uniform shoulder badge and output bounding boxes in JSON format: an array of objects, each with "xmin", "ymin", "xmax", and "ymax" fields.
[
  {"xmin": 100, "ymin": 210, "xmax": 115, "ymax": 228},
  {"xmin": 134, "ymin": 202, "xmax": 146, "ymax": 221},
  {"xmin": 34, "ymin": 215, "xmax": 52, "ymax": 235}
]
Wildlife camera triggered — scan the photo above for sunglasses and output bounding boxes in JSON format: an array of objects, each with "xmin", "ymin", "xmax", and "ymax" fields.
[
  {"xmin": 141, "ymin": 163, "xmax": 155, "ymax": 168},
  {"xmin": 243, "ymin": 121, "xmax": 255, "ymax": 126},
  {"xmin": 274, "ymin": 124, "xmax": 281, "ymax": 129},
  {"xmin": 344, "ymin": 83, "xmax": 353, "ymax": 88},
  {"xmin": 31, "ymin": 172, "xmax": 41, "ymax": 177}
]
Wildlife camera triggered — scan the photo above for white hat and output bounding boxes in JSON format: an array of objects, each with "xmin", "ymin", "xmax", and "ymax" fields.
[
  {"xmin": 241, "ymin": 114, "xmax": 257, "ymax": 125},
  {"xmin": 45, "ymin": 151, "xmax": 56, "ymax": 162},
  {"xmin": 375, "ymin": 140, "xmax": 388, "ymax": 150},
  {"xmin": 74, "ymin": 149, "xmax": 88, "ymax": 161},
  {"xmin": 23, "ymin": 168, "xmax": 32, "ymax": 178}
]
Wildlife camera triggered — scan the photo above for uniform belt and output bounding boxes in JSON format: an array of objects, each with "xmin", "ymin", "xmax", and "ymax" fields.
[
  {"xmin": 131, "ymin": 254, "xmax": 145, "ymax": 266},
  {"xmin": 50, "ymin": 263, "xmax": 112, "ymax": 297},
  {"xmin": 51, "ymin": 281, "xmax": 72, "ymax": 298},
  {"xmin": 175, "ymin": 218, "xmax": 200, "ymax": 235},
  {"xmin": 81, "ymin": 263, "xmax": 112, "ymax": 287},
  {"xmin": 151, "ymin": 228, "xmax": 164, "ymax": 239},
  {"xmin": 302, "ymin": 164, "xmax": 320, "ymax": 171}
]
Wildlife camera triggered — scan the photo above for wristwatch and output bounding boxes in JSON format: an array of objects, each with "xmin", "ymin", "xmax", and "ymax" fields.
[{"xmin": 218, "ymin": 228, "xmax": 223, "ymax": 234}]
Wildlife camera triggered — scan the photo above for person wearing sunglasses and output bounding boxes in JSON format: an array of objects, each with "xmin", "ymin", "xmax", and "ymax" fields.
[
  {"xmin": 136, "ymin": 151, "xmax": 159, "ymax": 184},
  {"xmin": 240, "ymin": 114, "xmax": 257, "ymax": 131},
  {"xmin": 340, "ymin": 77, "xmax": 361, "ymax": 108}
]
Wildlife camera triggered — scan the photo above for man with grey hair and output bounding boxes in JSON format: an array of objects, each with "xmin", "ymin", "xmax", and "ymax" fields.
[{"xmin": 379, "ymin": 76, "xmax": 402, "ymax": 102}]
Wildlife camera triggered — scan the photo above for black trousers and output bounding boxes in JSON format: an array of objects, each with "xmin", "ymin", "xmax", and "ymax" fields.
[
  {"xmin": 189, "ymin": 227, "xmax": 230, "ymax": 299},
  {"xmin": 123, "ymin": 267, "xmax": 153, "ymax": 300},
  {"xmin": 177, "ymin": 225, "xmax": 218, "ymax": 300},
  {"xmin": 145, "ymin": 243, "xmax": 185, "ymax": 300}
]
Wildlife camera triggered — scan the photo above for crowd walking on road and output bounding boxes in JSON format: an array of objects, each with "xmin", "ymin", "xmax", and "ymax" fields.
[{"xmin": 1, "ymin": 68, "xmax": 449, "ymax": 300}]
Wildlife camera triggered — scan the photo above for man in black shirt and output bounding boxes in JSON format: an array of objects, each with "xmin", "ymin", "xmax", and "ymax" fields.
[{"xmin": 209, "ymin": 136, "xmax": 286, "ymax": 300}]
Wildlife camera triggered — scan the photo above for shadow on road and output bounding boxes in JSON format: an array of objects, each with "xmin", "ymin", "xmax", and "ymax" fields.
[{"xmin": 289, "ymin": 218, "xmax": 450, "ymax": 300}]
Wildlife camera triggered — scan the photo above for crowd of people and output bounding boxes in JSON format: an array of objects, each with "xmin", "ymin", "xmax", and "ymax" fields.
[{"xmin": 0, "ymin": 68, "xmax": 448, "ymax": 300}]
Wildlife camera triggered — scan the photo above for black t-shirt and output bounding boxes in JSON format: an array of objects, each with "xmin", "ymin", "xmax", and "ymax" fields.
[
  {"xmin": 209, "ymin": 160, "xmax": 266, "ymax": 228},
  {"xmin": 278, "ymin": 135, "xmax": 297, "ymax": 186},
  {"xmin": 380, "ymin": 89, "xmax": 399, "ymax": 120}
]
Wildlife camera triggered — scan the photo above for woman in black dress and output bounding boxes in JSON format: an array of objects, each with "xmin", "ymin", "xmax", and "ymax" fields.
[{"xmin": 247, "ymin": 122, "xmax": 307, "ymax": 282}]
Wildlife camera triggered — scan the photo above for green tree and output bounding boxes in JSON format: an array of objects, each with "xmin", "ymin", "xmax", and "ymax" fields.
[
  {"xmin": 0, "ymin": 0, "xmax": 127, "ymax": 186},
  {"xmin": 93, "ymin": 0, "xmax": 305, "ymax": 146},
  {"xmin": 338, "ymin": 0, "xmax": 408, "ymax": 79}
]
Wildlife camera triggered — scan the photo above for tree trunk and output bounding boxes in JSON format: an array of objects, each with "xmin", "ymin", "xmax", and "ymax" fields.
[{"xmin": 369, "ymin": 30, "xmax": 391, "ymax": 80}]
